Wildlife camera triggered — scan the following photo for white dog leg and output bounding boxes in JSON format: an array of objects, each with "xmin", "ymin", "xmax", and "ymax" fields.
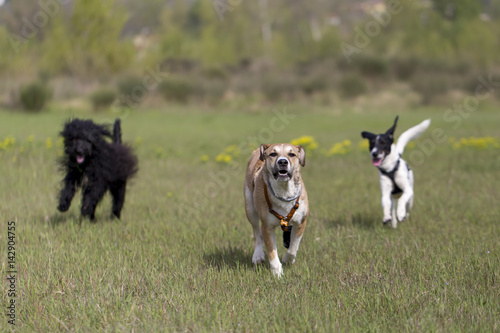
[
  {"xmin": 262, "ymin": 225, "xmax": 282, "ymax": 277},
  {"xmin": 397, "ymin": 189, "xmax": 413, "ymax": 222},
  {"xmin": 245, "ymin": 186, "xmax": 265, "ymax": 265},
  {"xmin": 391, "ymin": 197, "xmax": 397, "ymax": 228},
  {"xmin": 381, "ymin": 193, "xmax": 392, "ymax": 224},
  {"xmin": 251, "ymin": 223, "xmax": 265, "ymax": 265}
]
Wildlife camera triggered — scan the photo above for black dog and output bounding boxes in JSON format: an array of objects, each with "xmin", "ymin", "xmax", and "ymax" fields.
[{"xmin": 57, "ymin": 118, "xmax": 138, "ymax": 221}]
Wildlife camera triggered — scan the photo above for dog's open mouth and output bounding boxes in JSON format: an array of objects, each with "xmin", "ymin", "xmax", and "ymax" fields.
[
  {"xmin": 372, "ymin": 158, "xmax": 382, "ymax": 167},
  {"xmin": 275, "ymin": 169, "xmax": 291, "ymax": 181},
  {"xmin": 76, "ymin": 155, "xmax": 85, "ymax": 164}
]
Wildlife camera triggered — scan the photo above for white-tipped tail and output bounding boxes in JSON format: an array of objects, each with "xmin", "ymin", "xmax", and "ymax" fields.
[{"xmin": 396, "ymin": 119, "xmax": 431, "ymax": 155}]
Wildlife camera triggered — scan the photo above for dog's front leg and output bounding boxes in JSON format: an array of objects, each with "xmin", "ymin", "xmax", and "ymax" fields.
[
  {"xmin": 81, "ymin": 180, "xmax": 108, "ymax": 221},
  {"xmin": 57, "ymin": 171, "xmax": 81, "ymax": 212},
  {"xmin": 397, "ymin": 189, "xmax": 413, "ymax": 222},
  {"xmin": 283, "ymin": 219, "xmax": 307, "ymax": 265},
  {"xmin": 261, "ymin": 223, "xmax": 282, "ymax": 277},
  {"xmin": 381, "ymin": 193, "xmax": 393, "ymax": 224}
]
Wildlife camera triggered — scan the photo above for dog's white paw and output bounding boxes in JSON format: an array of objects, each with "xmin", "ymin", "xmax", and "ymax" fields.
[
  {"xmin": 397, "ymin": 210, "xmax": 407, "ymax": 223},
  {"xmin": 269, "ymin": 256, "xmax": 283, "ymax": 277},
  {"xmin": 270, "ymin": 263, "xmax": 283, "ymax": 278},
  {"xmin": 383, "ymin": 217, "xmax": 392, "ymax": 224},
  {"xmin": 282, "ymin": 252, "xmax": 296, "ymax": 265},
  {"xmin": 252, "ymin": 249, "xmax": 265, "ymax": 265}
]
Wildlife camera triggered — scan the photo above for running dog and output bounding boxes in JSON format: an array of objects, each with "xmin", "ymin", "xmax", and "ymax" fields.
[
  {"xmin": 57, "ymin": 118, "xmax": 138, "ymax": 221},
  {"xmin": 361, "ymin": 116, "xmax": 430, "ymax": 228},
  {"xmin": 244, "ymin": 144, "xmax": 309, "ymax": 277}
]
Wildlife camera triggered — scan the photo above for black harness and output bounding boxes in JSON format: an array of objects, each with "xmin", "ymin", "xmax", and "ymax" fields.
[{"xmin": 378, "ymin": 158, "xmax": 410, "ymax": 195}]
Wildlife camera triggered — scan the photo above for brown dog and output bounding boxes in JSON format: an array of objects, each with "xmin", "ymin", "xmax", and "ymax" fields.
[{"xmin": 244, "ymin": 144, "xmax": 309, "ymax": 277}]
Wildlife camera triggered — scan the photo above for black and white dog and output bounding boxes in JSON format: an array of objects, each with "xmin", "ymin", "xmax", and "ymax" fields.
[{"xmin": 361, "ymin": 116, "xmax": 430, "ymax": 228}]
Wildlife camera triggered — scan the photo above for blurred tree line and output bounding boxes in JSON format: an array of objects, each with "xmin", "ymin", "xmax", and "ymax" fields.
[{"xmin": 0, "ymin": 0, "xmax": 499, "ymax": 108}]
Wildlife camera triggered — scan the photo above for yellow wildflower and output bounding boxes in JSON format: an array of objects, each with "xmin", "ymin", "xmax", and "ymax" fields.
[
  {"xmin": 46, "ymin": 138, "xmax": 52, "ymax": 149},
  {"xmin": 216, "ymin": 153, "xmax": 232, "ymax": 164},
  {"xmin": 290, "ymin": 135, "xmax": 318, "ymax": 151},
  {"xmin": 328, "ymin": 140, "xmax": 351, "ymax": 156},
  {"xmin": 2, "ymin": 135, "xmax": 15, "ymax": 149},
  {"xmin": 155, "ymin": 147, "xmax": 164, "ymax": 157},
  {"xmin": 225, "ymin": 145, "xmax": 239, "ymax": 157},
  {"xmin": 452, "ymin": 136, "xmax": 499, "ymax": 150}
]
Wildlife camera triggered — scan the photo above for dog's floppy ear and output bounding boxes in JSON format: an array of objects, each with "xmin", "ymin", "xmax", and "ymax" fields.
[
  {"xmin": 98, "ymin": 124, "xmax": 112, "ymax": 138},
  {"xmin": 88, "ymin": 124, "xmax": 112, "ymax": 144},
  {"xmin": 259, "ymin": 144, "xmax": 270, "ymax": 161},
  {"xmin": 361, "ymin": 131, "xmax": 376, "ymax": 140},
  {"xmin": 385, "ymin": 116, "xmax": 398, "ymax": 140},
  {"xmin": 296, "ymin": 145, "xmax": 306, "ymax": 167}
]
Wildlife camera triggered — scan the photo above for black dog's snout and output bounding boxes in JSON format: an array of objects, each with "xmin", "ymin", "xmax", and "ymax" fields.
[
  {"xmin": 74, "ymin": 140, "xmax": 91, "ymax": 155},
  {"xmin": 277, "ymin": 159, "xmax": 288, "ymax": 168},
  {"xmin": 75, "ymin": 146, "xmax": 86, "ymax": 155},
  {"xmin": 371, "ymin": 150, "xmax": 378, "ymax": 158}
]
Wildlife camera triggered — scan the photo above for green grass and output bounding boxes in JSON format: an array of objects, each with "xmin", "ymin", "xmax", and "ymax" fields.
[{"xmin": 0, "ymin": 104, "xmax": 499, "ymax": 332}]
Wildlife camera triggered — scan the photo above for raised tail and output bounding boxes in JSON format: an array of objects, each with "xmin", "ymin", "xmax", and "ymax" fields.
[
  {"xmin": 113, "ymin": 119, "xmax": 122, "ymax": 144},
  {"xmin": 396, "ymin": 119, "xmax": 431, "ymax": 155}
]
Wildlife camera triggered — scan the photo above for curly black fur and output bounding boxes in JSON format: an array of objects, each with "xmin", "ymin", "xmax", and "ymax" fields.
[{"xmin": 57, "ymin": 118, "xmax": 138, "ymax": 221}]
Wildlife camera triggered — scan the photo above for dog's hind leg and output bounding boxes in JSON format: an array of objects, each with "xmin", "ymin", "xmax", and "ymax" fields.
[
  {"xmin": 110, "ymin": 181, "xmax": 127, "ymax": 219},
  {"xmin": 397, "ymin": 189, "xmax": 413, "ymax": 223},
  {"xmin": 407, "ymin": 194, "xmax": 413, "ymax": 220},
  {"xmin": 407, "ymin": 171, "xmax": 414, "ymax": 220},
  {"xmin": 245, "ymin": 186, "xmax": 265, "ymax": 265},
  {"xmin": 81, "ymin": 180, "xmax": 108, "ymax": 221},
  {"xmin": 57, "ymin": 171, "xmax": 82, "ymax": 212},
  {"xmin": 391, "ymin": 197, "xmax": 398, "ymax": 228}
]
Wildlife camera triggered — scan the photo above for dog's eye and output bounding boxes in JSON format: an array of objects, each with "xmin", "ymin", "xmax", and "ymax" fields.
[
  {"xmin": 269, "ymin": 152, "xmax": 278, "ymax": 157},
  {"xmin": 288, "ymin": 153, "xmax": 296, "ymax": 157}
]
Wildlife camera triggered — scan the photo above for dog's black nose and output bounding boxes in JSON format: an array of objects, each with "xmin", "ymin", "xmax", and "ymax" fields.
[
  {"xmin": 277, "ymin": 159, "xmax": 288, "ymax": 167},
  {"xmin": 371, "ymin": 151, "xmax": 378, "ymax": 158}
]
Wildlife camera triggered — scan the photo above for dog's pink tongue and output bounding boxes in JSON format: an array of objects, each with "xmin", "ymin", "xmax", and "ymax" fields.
[
  {"xmin": 77, "ymin": 155, "xmax": 84, "ymax": 164},
  {"xmin": 372, "ymin": 158, "xmax": 382, "ymax": 167}
]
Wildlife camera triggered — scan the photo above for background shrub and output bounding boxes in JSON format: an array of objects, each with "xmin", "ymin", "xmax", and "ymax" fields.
[
  {"xmin": 117, "ymin": 74, "xmax": 144, "ymax": 97},
  {"xmin": 410, "ymin": 72, "xmax": 451, "ymax": 105},
  {"xmin": 301, "ymin": 76, "xmax": 328, "ymax": 95},
  {"xmin": 90, "ymin": 88, "xmax": 117, "ymax": 111},
  {"xmin": 261, "ymin": 75, "xmax": 298, "ymax": 101},
  {"xmin": 195, "ymin": 80, "xmax": 227, "ymax": 105},
  {"xmin": 159, "ymin": 76, "xmax": 194, "ymax": 103},
  {"xmin": 338, "ymin": 74, "xmax": 368, "ymax": 99},
  {"xmin": 202, "ymin": 66, "xmax": 229, "ymax": 80},
  {"xmin": 19, "ymin": 81, "xmax": 51, "ymax": 112},
  {"xmin": 392, "ymin": 57, "xmax": 420, "ymax": 81},
  {"xmin": 356, "ymin": 56, "xmax": 389, "ymax": 78}
]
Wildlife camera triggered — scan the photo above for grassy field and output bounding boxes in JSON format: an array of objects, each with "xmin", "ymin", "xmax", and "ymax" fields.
[{"xmin": 0, "ymin": 104, "xmax": 499, "ymax": 332}]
